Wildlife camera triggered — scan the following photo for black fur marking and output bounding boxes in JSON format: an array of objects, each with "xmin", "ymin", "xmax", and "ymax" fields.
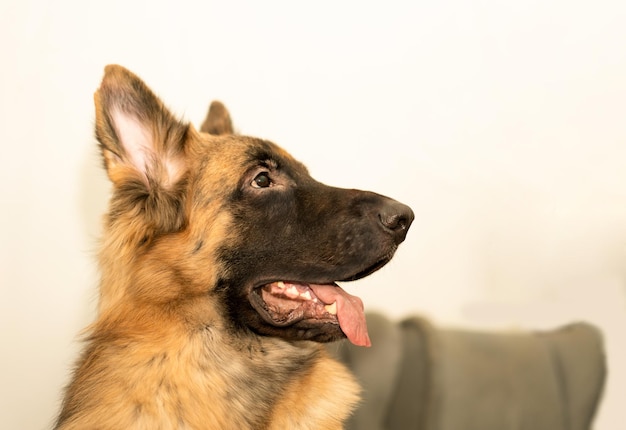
[{"xmin": 212, "ymin": 141, "xmax": 413, "ymax": 343}]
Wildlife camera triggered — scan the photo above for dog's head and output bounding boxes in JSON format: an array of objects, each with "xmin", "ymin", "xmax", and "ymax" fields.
[{"xmin": 94, "ymin": 65, "xmax": 413, "ymax": 347}]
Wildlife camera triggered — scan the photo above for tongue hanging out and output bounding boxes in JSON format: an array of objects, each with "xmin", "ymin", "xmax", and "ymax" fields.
[
  {"xmin": 259, "ymin": 281, "xmax": 371, "ymax": 347},
  {"xmin": 309, "ymin": 283, "xmax": 371, "ymax": 347}
]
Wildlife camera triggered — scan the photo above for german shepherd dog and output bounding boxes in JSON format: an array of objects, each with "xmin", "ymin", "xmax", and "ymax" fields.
[{"xmin": 55, "ymin": 65, "xmax": 413, "ymax": 429}]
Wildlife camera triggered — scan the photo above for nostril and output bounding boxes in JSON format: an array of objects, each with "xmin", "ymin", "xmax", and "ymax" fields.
[
  {"xmin": 378, "ymin": 203, "xmax": 414, "ymax": 244},
  {"xmin": 379, "ymin": 213, "xmax": 407, "ymax": 232}
]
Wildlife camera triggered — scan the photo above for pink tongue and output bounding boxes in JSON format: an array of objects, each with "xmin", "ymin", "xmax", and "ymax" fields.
[{"xmin": 309, "ymin": 284, "xmax": 371, "ymax": 347}]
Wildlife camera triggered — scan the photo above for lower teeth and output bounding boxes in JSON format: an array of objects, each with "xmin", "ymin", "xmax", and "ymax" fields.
[{"xmin": 324, "ymin": 302, "xmax": 337, "ymax": 315}]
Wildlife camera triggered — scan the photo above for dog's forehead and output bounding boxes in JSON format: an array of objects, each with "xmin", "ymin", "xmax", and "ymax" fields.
[
  {"xmin": 244, "ymin": 139, "xmax": 305, "ymax": 169},
  {"xmin": 202, "ymin": 135, "xmax": 306, "ymax": 171},
  {"xmin": 192, "ymin": 134, "xmax": 310, "ymax": 191}
]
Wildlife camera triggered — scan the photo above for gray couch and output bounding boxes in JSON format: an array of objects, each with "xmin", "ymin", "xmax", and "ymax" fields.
[{"xmin": 329, "ymin": 313, "xmax": 606, "ymax": 430}]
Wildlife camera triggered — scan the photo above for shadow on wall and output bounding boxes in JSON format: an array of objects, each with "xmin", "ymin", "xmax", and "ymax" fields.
[{"xmin": 78, "ymin": 145, "xmax": 110, "ymax": 249}]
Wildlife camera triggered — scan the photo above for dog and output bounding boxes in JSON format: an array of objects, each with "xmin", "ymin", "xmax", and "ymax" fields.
[{"xmin": 55, "ymin": 65, "xmax": 414, "ymax": 429}]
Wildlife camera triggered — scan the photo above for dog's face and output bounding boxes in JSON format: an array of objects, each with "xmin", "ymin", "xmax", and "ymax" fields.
[{"xmin": 95, "ymin": 65, "xmax": 413, "ymax": 347}]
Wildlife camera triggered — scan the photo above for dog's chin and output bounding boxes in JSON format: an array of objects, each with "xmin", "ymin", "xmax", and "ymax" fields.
[{"xmin": 248, "ymin": 308, "xmax": 347, "ymax": 343}]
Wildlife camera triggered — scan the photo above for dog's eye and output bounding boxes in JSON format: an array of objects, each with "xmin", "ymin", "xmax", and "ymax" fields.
[{"xmin": 252, "ymin": 172, "xmax": 272, "ymax": 188}]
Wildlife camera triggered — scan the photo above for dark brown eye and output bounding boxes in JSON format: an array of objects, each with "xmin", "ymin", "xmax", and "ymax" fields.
[{"xmin": 252, "ymin": 172, "xmax": 271, "ymax": 188}]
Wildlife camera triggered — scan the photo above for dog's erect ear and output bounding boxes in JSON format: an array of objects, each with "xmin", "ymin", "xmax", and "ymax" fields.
[
  {"xmin": 200, "ymin": 101, "xmax": 234, "ymax": 135},
  {"xmin": 95, "ymin": 64, "xmax": 189, "ymax": 189},
  {"xmin": 94, "ymin": 65, "xmax": 190, "ymax": 234}
]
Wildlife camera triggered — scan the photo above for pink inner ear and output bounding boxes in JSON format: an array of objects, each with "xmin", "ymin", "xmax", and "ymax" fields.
[
  {"xmin": 111, "ymin": 108, "xmax": 154, "ymax": 181},
  {"xmin": 110, "ymin": 108, "xmax": 185, "ymax": 188}
]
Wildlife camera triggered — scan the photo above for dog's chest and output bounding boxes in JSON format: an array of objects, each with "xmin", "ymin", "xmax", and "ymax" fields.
[{"xmin": 128, "ymin": 334, "xmax": 323, "ymax": 429}]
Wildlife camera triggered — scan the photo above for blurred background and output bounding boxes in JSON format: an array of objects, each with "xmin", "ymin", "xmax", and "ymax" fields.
[{"xmin": 1, "ymin": 1, "xmax": 625, "ymax": 428}]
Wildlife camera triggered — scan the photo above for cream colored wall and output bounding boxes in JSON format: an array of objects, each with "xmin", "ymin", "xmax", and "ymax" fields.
[{"xmin": 1, "ymin": 1, "xmax": 625, "ymax": 428}]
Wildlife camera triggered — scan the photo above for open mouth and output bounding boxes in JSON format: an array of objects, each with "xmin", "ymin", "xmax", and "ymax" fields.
[
  {"xmin": 250, "ymin": 281, "xmax": 370, "ymax": 347},
  {"xmin": 248, "ymin": 257, "xmax": 394, "ymax": 347}
]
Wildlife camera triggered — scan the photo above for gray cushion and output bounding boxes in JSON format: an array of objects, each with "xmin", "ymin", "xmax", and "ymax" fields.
[{"xmin": 330, "ymin": 313, "xmax": 606, "ymax": 430}]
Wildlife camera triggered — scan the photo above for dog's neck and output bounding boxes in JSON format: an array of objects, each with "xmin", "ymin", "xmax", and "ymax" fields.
[{"xmin": 76, "ymin": 308, "xmax": 359, "ymax": 429}]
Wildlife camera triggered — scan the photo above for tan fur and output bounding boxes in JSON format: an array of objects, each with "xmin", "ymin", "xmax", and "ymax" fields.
[{"xmin": 55, "ymin": 66, "xmax": 361, "ymax": 429}]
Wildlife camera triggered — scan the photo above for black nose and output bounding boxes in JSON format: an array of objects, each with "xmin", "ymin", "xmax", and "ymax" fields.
[{"xmin": 379, "ymin": 200, "xmax": 414, "ymax": 244}]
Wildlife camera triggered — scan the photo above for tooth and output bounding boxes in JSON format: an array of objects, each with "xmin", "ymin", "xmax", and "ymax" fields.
[
  {"xmin": 324, "ymin": 302, "xmax": 337, "ymax": 315},
  {"xmin": 286, "ymin": 286, "xmax": 300, "ymax": 298},
  {"xmin": 276, "ymin": 281, "xmax": 286, "ymax": 289},
  {"xmin": 301, "ymin": 291, "xmax": 312, "ymax": 300}
]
